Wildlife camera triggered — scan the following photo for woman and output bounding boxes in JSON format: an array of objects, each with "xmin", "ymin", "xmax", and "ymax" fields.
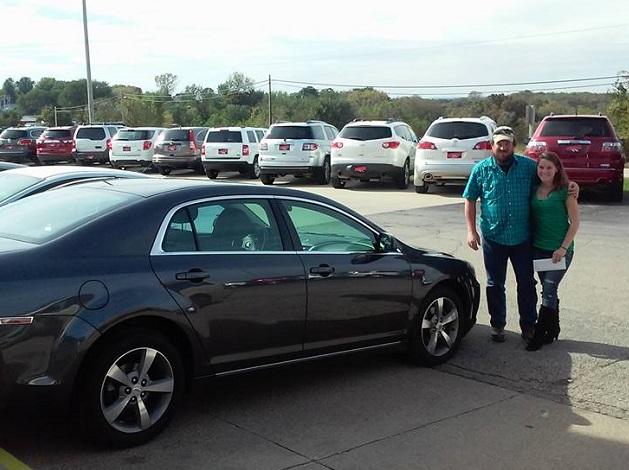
[{"xmin": 527, "ymin": 151, "xmax": 580, "ymax": 351}]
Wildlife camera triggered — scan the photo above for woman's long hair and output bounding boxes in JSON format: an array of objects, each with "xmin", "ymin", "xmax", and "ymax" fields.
[{"xmin": 538, "ymin": 151, "xmax": 568, "ymax": 190}]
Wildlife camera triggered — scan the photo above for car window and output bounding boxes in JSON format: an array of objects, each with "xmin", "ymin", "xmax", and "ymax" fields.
[
  {"xmin": 114, "ymin": 130, "xmax": 155, "ymax": 141},
  {"xmin": 76, "ymin": 127, "xmax": 106, "ymax": 140},
  {"xmin": 41, "ymin": 129, "xmax": 74, "ymax": 139},
  {"xmin": 107, "ymin": 127, "xmax": 120, "ymax": 137},
  {"xmin": 281, "ymin": 200, "xmax": 376, "ymax": 252},
  {"xmin": 540, "ymin": 118, "xmax": 611, "ymax": 138},
  {"xmin": 1, "ymin": 129, "xmax": 28, "ymax": 139},
  {"xmin": 426, "ymin": 122, "xmax": 489, "ymax": 140},
  {"xmin": 255, "ymin": 130, "xmax": 265, "ymax": 141},
  {"xmin": 0, "ymin": 174, "xmax": 42, "ymax": 203},
  {"xmin": 266, "ymin": 126, "xmax": 313, "ymax": 140},
  {"xmin": 159, "ymin": 129, "xmax": 190, "ymax": 142},
  {"xmin": 195, "ymin": 129, "xmax": 208, "ymax": 142},
  {"xmin": 29, "ymin": 128, "xmax": 44, "ymax": 138},
  {"xmin": 246, "ymin": 130, "xmax": 256, "ymax": 142},
  {"xmin": 311, "ymin": 126, "xmax": 325, "ymax": 140},
  {"xmin": 206, "ymin": 130, "xmax": 243, "ymax": 143},
  {"xmin": 339, "ymin": 126, "xmax": 392, "ymax": 141},
  {"xmin": 163, "ymin": 200, "xmax": 283, "ymax": 253},
  {"xmin": 324, "ymin": 126, "xmax": 337, "ymax": 140}
]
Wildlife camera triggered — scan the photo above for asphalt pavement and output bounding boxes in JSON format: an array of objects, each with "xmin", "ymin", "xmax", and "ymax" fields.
[{"xmin": 1, "ymin": 171, "xmax": 629, "ymax": 470}]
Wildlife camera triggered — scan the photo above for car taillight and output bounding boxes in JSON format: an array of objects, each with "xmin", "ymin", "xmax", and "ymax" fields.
[
  {"xmin": 332, "ymin": 141, "xmax": 343, "ymax": 149},
  {"xmin": 260, "ymin": 142, "xmax": 268, "ymax": 151},
  {"xmin": 106, "ymin": 138, "xmax": 112, "ymax": 150},
  {"xmin": 143, "ymin": 141, "xmax": 152, "ymax": 151},
  {"xmin": 243, "ymin": 144, "xmax": 250, "ymax": 156},
  {"xmin": 524, "ymin": 141, "xmax": 546, "ymax": 157},
  {"xmin": 201, "ymin": 145, "xmax": 206, "ymax": 156},
  {"xmin": 302, "ymin": 143, "xmax": 318, "ymax": 151},
  {"xmin": 382, "ymin": 141, "xmax": 400, "ymax": 149},
  {"xmin": 17, "ymin": 139, "xmax": 31, "ymax": 146},
  {"xmin": 418, "ymin": 141, "xmax": 437, "ymax": 150},
  {"xmin": 189, "ymin": 130, "xmax": 197, "ymax": 152},
  {"xmin": 72, "ymin": 139, "xmax": 76, "ymax": 150},
  {"xmin": 602, "ymin": 141, "xmax": 623, "ymax": 153},
  {"xmin": 473, "ymin": 140, "xmax": 492, "ymax": 150}
]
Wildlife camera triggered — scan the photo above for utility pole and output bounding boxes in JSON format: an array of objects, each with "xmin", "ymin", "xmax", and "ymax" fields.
[
  {"xmin": 82, "ymin": 0, "xmax": 95, "ymax": 123},
  {"xmin": 268, "ymin": 75, "xmax": 272, "ymax": 126}
]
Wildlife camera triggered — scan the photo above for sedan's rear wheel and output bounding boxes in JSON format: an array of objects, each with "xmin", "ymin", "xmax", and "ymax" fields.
[
  {"xmin": 76, "ymin": 330, "xmax": 184, "ymax": 447},
  {"xmin": 409, "ymin": 287, "xmax": 464, "ymax": 366}
]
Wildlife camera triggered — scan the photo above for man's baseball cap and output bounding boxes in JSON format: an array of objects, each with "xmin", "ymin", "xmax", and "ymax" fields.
[{"xmin": 492, "ymin": 126, "xmax": 515, "ymax": 144}]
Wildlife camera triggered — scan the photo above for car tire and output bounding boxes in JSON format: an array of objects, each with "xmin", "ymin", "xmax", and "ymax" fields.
[
  {"xmin": 415, "ymin": 182, "xmax": 429, "ymax": 194},
  {"xmin": 408, "ymin": 287, "xmax": 465, "ymax": 366},
  {"xmin": 395, "ymin": 160, "xmax": 410, "ymax": 189},
  {"xmin": 75, "ymin": 329, "xmax": 184, "ymax": 447},
  {"xmin": 157, "ymin": 166, "xmax": 171, "ymax": 176},
  {"xmin": 248, "ymin": 157, "xmax": 260, "ymax": 179},
  {"xmin": 609, "ymin": 180, "xmax": 624, "ymax": 202},
  {"xmin": 315, "ymin": 157, "xmax": 331, "ymax": 185},
  {"xmin": 331, "ymin": 177, "xmax": 346, "ymax": 189},
  {"xmin": 260, "ymin": 174, "xmax": 275, "ymax": 185},
  {"xmin": 207, "ymin": 169, "xmax": 219, "ymax": 179}
]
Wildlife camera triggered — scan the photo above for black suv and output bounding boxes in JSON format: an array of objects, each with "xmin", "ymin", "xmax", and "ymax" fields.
[
  {"xmin": 153, "ymin": 127, "xmax": 209, "ymax": 175},
  {"xmin": 0, "ymin": 126, "xmax": 47, "ymax": 164}
]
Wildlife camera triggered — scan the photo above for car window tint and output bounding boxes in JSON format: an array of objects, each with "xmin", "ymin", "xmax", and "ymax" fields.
[
  {"xmin": 206, "ymin": 130, "xmax": 243, "ymax": 143},
  {"xmin": 41, "ymin": 129, "xmax": 74, "ymax": 139},
  {"xmin": 76, "ymin": 127, "xmax": 106, "ymax": 140},
  {"xmin": 339, "ymin": 126, "xmax": 392, "ymax": 141},
  {"xmin": 540, "ymin": 118, "xmax": 611, "ymax": 138},
  {"xmin": 255, "ymin": 130, "xmax": 266, "ymax": 141},
  {"xmin": 281, "ymin": 201, "xmax": 375, "ymax": 252},
  {"xmin": 195, "ymin": 129, "xmax": 208, "ymax": 142},
  {"xmin": 115, "ymin": 130, "xmax": 154, "ymax": 141},
  {"xmin": 324, "ymin": 126, "xmax": 336, "ymax": 140},
  {"xmin": 29, "ymin": 129, "xmax": 44, "ymax": 138},
  {"xmin": 311, "ymin": 126, "xmax": 325, "ymax": 140},
  {"xmin": 246, "ymin": 130, "xmax": 256, "ymax": 142},
  {"xmin": 159, "ymin": 129, "xmax": 190, "ymax": 141},
  {"xmin": 1, "ymin": 129, "xmax": 28, "ymax": 139},
  {"xmin": 427, "ymin": 122, "xmax": 489, "ymax": 140},
  {"xmin": 107, "ymin": 127, "xmax": 119, "ymax": 137},
  {"xmin": 266, "ymin": 126, "xmax": 313, "ymax": 140}
]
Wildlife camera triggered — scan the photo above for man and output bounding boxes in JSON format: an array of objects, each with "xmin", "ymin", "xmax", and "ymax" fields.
[{"xmin": 463, "ymin": 126, "xmax": 539, "ymax": 343}]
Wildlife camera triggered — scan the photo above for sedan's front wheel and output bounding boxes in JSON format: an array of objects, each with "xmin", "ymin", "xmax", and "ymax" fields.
[
  {"xmin": 409, "ymin": 287, "xmax": 464, "ymax": 366},
  {"xmin": 76, "ymin": 330, "xmax": 184, "ymax": 447}
]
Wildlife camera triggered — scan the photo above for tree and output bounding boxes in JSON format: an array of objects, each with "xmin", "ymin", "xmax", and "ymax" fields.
[
  {"xmin": 2, "ymin": 79, "xmax": 17, "ymax": 104},
  {"xmin": 608, "ymin": 71, "xmax": 629, "ymax": 144},
  {"xmin": 154, "ymin": 73, "xmax": 178, "ymax": 96},
  {"xmin": 16, "ymin": 77, "xmax": 34, "ymax": 95}
]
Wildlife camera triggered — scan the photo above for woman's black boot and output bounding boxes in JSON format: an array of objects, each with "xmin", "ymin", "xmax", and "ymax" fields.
[
  {"xmin": 527, "ymin": 306, "xmax": 551, "ymax": 351},
  {"xmin": 544, "ymin": 300, "xmax": 560, "ymax": 344}
]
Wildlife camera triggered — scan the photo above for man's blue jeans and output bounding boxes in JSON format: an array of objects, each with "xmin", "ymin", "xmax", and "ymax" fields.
[{"xmin": 482, "ymin": 237, "xmax": 538, "ymax": 330}]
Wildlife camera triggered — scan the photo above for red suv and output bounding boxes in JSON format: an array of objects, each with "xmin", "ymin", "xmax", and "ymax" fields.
[
  {"xmin": 524, "ymin": 114, "xmax": 625, "ymax": 201},
  {"xmin": 36, "ymin": 126, "xmax": 76, "ymax": 164}
]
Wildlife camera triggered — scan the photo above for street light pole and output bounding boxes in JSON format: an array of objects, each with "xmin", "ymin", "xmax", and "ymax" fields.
[{"xmin": 82, "ymin": 0, "xmax": 95, "ymax": 123}]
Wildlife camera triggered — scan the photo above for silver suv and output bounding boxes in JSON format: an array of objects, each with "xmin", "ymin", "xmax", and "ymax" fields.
[
  {"xmin": 73, "ymin": 124, "xmax": 125, "ymax": 165},
  {"xmin": 201, "ymin": 126, "xmax": 267, "ymax": 179},
  {"xmin": 258, "ymin": 120, "xmax": 339, "ymax": 185},
  {"xmin": 152, "ymin": 127, "xmax": 209, "ymax": 175}
]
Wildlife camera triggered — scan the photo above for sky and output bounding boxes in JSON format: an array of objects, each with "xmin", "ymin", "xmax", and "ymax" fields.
[{"xmin": 1, "ymin": 0, "xmax": 629, "ymax": 98}]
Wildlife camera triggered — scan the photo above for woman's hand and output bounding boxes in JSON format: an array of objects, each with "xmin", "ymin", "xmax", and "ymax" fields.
[{"xmin": 552, "ymin": 247, "xmax": 567, "ymax": 263}]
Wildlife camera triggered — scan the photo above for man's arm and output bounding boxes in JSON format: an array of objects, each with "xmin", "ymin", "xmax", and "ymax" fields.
[{"xmin": 464, "ymin": 199, "xmax": 480, "ymax": 251}]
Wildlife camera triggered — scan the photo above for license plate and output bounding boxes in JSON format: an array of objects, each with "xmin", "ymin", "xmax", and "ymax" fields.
[
  {"xmin": 123, "ymin": 146, "xmax": 131, "ymax": 151},
  {"xmin": 87, "ymin": 155, "xmax": 95, "ymax": 159},
  {"xmin": 279, "ymin": 144, "xmax": 290, "ymax": 151},
  {"xmin": 167, "ymin": 145, "xmax": 176, "ymax": 151},
  {"xmin": 6, "ymin": 145, "xmax": 14, "ymax": 150},
  {"xmin": 218, "ymin": 148, "xmax": 228, "ymax": 155},
  {"xmin": 447, "ymin": 152, "xmax": 463, "ymax": 159}
]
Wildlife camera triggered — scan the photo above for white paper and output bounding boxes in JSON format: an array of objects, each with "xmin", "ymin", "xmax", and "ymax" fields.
[{"xmin": 533, "ymin": 257, "xmax": 566, "ymax": 272}]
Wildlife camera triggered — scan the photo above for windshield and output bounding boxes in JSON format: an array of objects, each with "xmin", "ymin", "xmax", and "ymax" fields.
[
  {"xmin": 339, "ymin": 126, "xmax": 392, "ymax": 141},
  {"xmin": 206, "ymin": 130, "xmax": 243, "ymax": 143},
  {"xmin": 0, "ymin": 186, "xmax": 140, "ymax": 244},
  {"xmin": 0, "ymin": 173, "xmax": 42, "ymax": 204},
  {"xmin": 427, "ymin": 122, "xmax": 489, "ymax": 140},
  {"xmin": 114, "ymin": 130, "xmax": 156, "ymax": 141},
  {"xmin": 266, "ymin": 126, "xmax": 314, "ymax": 140}
]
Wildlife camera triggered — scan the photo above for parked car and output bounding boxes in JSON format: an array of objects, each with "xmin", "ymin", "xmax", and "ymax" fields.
[
  {"xmin": 36, "ymin": 126, "xmax": 76, "ymax": 164},
  {"xmin": 110, "ymin": 127, "xmax": 165, "ymax": 170},
  {"xmin": 73, "ymin": 124, "xmax": 125, "ymax": 165},
  {"xmin": 258, "ymin": 120, "xmax": 339, "ymax": 185},
  {"xmin": 0, "ymin": 126, "xmax": 47, "ymax": 164},
  {"xmin": 524, "ymin": 114, "xmax": 626, "ymax": 201},
  {"xmin": 0, "ymin": 165, "xmax": 153, "ymax": 207},
  {"xmin": 331, "ymin": 119, "xmax": 418, "ymax": 189},
  {"xmin": 0, "ymin": 177, "xmax": 479, "ymax": 447},
  {"xmin": 201, "ymin": 126, "xmax": 267, "ymax": 179},
  {"xmin": 0, "ymin": 161, "xmax": 26, "ymax": 171},
  {"xmin": 414, "ymin": 116, "xmax": 497, "ymax": 193},
  {"xmin": 152, "ymin": 126, "xmax": 209, "ymax": 175}
]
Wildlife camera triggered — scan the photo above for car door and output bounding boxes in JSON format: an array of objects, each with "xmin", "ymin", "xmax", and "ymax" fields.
[
  {"xmin": 150, "ymin": 198, "xmax": 307, "ymax": 373},
  {"xmin": 277, "ymin": 198, "xmax": 413, "ymax": 355}
]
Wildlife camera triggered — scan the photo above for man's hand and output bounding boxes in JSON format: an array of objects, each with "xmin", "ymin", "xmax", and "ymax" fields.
[
  {"xmin": 467, "ymin": 230, "xmax": 481, "ymax": 251},
  {"xmin": 568, "ymin": 181, "xmax": 579, "ymax": 199}
]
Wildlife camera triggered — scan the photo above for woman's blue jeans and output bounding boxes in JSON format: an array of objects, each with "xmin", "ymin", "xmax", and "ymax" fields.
[
  {"xmin": 533, "ymin": 248, "xmax": 574, "ymax": 310},
  {"xmin": 482, "ymin": 237, "xmax": 538, "ymax": 330}
]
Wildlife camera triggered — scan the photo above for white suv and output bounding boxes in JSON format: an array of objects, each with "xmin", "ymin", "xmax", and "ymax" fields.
[
  {"xmin": 258, "ymin": 120, "xmax": 339, "ymax": 185},
  {"xmin": 331, "ymin": 119, "xmax": 418, "ymax": 189},
  {"xmin": 201, "ymin": 127, "xmax": 267, "ymax": 179},
  {"xmin": 73, "ymin": 123, "xmax": 125, "ymax": 165},
  {"xmin": 110, "ymin": 127, "xmax": 164, "ymax": 169},
  {"xmin": 414, "ymin": 116, "xmax": 497, "ymax": 193}
]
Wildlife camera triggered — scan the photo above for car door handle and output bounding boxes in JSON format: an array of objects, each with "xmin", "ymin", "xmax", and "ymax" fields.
[
  {"xmin": 176, "ymin": 270, "xmax": 210, "ymax": 281},
  {"xmin": 309, "ymin": 265, "xmax": 335, "ymax": 276}
]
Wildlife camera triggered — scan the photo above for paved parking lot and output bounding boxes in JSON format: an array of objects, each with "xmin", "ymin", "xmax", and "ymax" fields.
[{"xmin": 1, "ymin": 170, "xmax": 629, "ymax": 470}]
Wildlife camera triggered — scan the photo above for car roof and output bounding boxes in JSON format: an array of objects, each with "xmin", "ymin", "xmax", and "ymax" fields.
[{"xmin": 1, "ymin": 165, "xmax": 154, "ymax": 179}]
